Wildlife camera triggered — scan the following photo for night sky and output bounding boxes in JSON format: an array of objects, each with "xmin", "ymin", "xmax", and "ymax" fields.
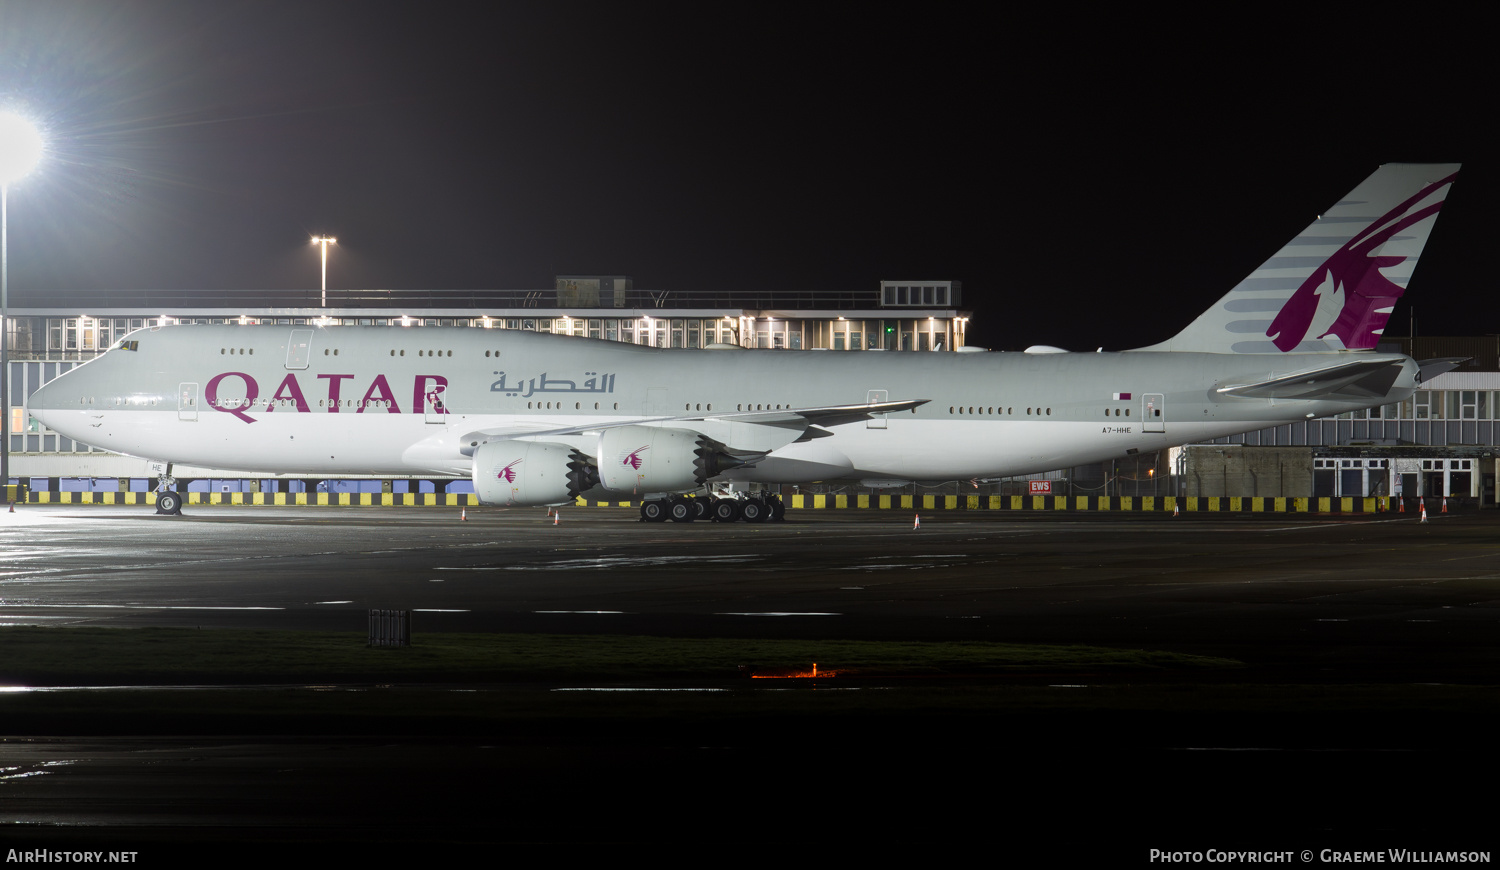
[{"xmin": 0, "ymin": 1, "xmax": 1490, "ymax": 352}]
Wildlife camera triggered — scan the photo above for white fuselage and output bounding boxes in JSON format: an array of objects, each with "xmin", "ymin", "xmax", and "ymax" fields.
[{"xmin": 29, "ymin": 325, "xmax": 1418, "ymax": 494}]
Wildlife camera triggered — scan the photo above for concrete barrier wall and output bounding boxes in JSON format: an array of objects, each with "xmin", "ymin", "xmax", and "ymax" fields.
[{"xmin": 1184, "ymin": 446, "xmax": 1315, "ymax": 498}]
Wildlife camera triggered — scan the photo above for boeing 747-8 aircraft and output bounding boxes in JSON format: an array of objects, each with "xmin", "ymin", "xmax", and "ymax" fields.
[{"xmin": 28, "ymin": 163, "xmax": 1460, "ymax": 519}]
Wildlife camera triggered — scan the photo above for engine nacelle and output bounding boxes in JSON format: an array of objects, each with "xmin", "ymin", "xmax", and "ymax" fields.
[
  {"xmin": 597, "ymin": 425, "xmax": 749, "ymax": 495},
  {"xmin": 471, "ymin": 440, "xmax": 599, "ymax": 506}
]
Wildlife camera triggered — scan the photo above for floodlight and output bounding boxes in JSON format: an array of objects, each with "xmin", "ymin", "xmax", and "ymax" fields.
[{"xmin": 0, "ymin": 113, "xmax": 43, "ymax": 184}]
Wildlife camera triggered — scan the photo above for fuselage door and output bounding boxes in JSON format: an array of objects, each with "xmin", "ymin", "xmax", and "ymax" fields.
[
  {"xmin": 178, "ymin": 382, "xmax": 199, "ymax": 422},
  {"xmin": 424, "ymin": 385, "xmax": 448, "ymax": 423},
  {"xmin": 1143, "ymin": 393, "xmax": 1165, "ymax": 433},
  {"xmin": 867, "ymin": 389, "xmax": 888, "ymax": 429},
  {"xmin": 285, "ymin": 329, "xmax": 313, "ymax": 369}
]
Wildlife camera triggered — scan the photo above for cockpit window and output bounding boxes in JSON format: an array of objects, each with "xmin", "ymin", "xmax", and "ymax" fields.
[{"xmin": 114, "ymin": 339, "xmax": 139, "ymax": 351}]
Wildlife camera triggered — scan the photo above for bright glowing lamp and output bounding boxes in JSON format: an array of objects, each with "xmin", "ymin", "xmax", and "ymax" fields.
[
  {"xmin": 311, "ymin": 235, "xmax": 337, "ymax": 307},
  {"xmin": 0, "ymin": 113, "xmax": 42, "ymax": 185}
]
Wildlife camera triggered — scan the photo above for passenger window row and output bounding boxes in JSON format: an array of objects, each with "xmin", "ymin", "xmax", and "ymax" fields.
[{"xmin": 948, "ymin": 406, "xmax": 1051, "ymax": 415}]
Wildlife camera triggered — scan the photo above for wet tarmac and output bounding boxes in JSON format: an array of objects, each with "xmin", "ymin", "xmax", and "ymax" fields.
[
  {"xmin": 4, "ymin": 506, "xmax": 1499, "ymax": 673},
  {"xmin": 1, "ymin": 506, "xmax": 1497, "ymax": 857}
]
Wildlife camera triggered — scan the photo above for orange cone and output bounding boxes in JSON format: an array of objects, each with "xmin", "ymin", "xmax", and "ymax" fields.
[
  {"xmin": 1442, "ymin": 497, "xmax": 1448, "ymax": 514},
  {"xmin": 1420, "ymin": 501, "xmax": 1428, "ymax": 523},
  {"xmin": 460, "ymin": 508, "xmax": 467, "ymax": 521},
  {"xmin": 913, "ymin": 513, "xmax": 920, "ymax": 530},
  {"xmin": 553, "ymin": 511, "xmax": 560, "ymax": 525},
  {"xmin": 1172, "ymin": 502, "xmax": 1179, "ymax": 517},
  {"xmin": 1399, "ymin": 498, "xmax": 1405, "ymax": 513}
]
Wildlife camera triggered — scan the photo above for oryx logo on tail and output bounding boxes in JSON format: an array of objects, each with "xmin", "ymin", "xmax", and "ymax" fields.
[
  {"xmin": 1266, "ymin": 171, "xmax": 1458, "ymax": 352},
  {"xmin": 1132, "ymin": 163, "xmax": 1459, "ymax": 355}
]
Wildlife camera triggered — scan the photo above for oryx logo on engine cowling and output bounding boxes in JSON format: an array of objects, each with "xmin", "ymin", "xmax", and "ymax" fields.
[
  {"xmin": 497, "ymin": 459, "xmax": 520, "ymax": 483},
  {"xmin": 622, "ymin": 446, "xmax": 649, "ymax": 470}
]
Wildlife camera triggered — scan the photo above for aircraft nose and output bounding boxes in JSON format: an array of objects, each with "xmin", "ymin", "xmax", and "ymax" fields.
[
  {"xmin": 27, "ymin": 377, "xmax": 57, "ymax": 427},
  {"xmin": 26, "ymin": 368, "xmax": 80, "ymax": 430}
]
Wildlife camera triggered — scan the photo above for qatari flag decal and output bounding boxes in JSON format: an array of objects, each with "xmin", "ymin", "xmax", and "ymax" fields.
[{"xmin": 1112, "ymin": 392, "xmax": 1132, "ymax": 400}]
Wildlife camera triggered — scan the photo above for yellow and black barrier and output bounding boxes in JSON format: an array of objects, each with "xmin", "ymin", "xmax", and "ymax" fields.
[
  {"xmin": 9, "ymin": 489, "xmax": 1449, "ymax": 514},
  {"xmin": 17, "ymin": 490, "xmax": 641, "ymax": 508},
  {"xmin": 788, "ymin": 494, "xmax": 1416, "ymax": 513},
  {"xmin": 22, "ymin": 491, "xmax": 483, "ymax": 507}
]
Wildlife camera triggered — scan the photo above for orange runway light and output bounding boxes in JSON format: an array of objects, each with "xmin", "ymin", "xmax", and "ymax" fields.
[{"xmin": 749, "ymin": 663, "xmax": 839, "ymax": 679}]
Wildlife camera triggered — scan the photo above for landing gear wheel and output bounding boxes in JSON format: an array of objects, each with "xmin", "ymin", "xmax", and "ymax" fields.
[
  {"xmin": 740, "ymin": 498, "xmax": 767, "ymax": 523},
  {"xmin": 692, "ymin": 497, "xmax": 710, "ymax": 521},
  {"xmin": 768, "ymin": 494, "xmax": 786, "ymax": 522},
  {"xmin": 711, "ymin": 498, "xmax": 741, "ymax": 523},
  {"xmin": 640, "ymin": 500, "xmax": 668, "ymax": 523},
  {"xmin": 669, "ymin": 497, "xmax": 696, "ymax": 523},
  {"xmin": 156, "ymin": 491, "xmax": 182, "ymax": 515}
]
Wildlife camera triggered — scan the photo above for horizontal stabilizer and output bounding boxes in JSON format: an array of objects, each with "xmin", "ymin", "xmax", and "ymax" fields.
[
  {"xmin": 1216, "ymin": 357, "xmax": 1407, "ymax": 400},
  {"xmin": 1417, "ymin": 357, "xmax": 1468, "ymax": 382}
]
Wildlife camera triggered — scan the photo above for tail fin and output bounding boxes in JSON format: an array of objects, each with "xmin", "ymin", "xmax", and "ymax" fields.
[{"xmin": 1135, "ymin": 163, "xmax": 1459, "ymax": 354}]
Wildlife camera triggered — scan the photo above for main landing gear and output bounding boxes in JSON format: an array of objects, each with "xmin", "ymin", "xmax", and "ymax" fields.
[{"xmin": 639, "ymin": 494, "xmax": 784, "ymax": 524}]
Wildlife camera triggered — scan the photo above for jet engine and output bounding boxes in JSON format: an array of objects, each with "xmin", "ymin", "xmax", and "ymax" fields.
[
  {"xmin": 597, "ymin": 425, "xmax": 756, "ymax": 495},
  {"xmin": 471, "ymin": 440, "xmax": 600, "ymax": 506}
]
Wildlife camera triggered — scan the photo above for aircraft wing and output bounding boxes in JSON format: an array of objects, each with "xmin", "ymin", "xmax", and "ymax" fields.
[
  {"xmin": 458, "ymin": 399, "xmax": 928, "ymax": 456},
  {"xmin": 1215, "ymin": 358, "xmax": 1408, "ymax": 400},
  {"xmin": 717, "ymin": 399, "xmax": 929, "ymax": 429}
]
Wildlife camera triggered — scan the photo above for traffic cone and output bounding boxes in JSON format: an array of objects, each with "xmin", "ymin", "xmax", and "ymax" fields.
[
  {"xmin": 913, "ymin": 513, "xmax": 920, "ymax": 530},
  {"xmin": 1399, "ymin": 498, "xmax": 1405, "ymax": 513},
  {"xmin": 1420, "ymin": 501, "xmax": 1428, "ymax": 523},
  {"xmin": 553, "ymin": 511, "xmax": 560, "ymax": 525},
  {"xmin": 1172, "ymin": 502, "xmax": 1179, "ymax": 517},
  {"xmin": 460, "ymin": 508, "xmax": 467, "ymax": 521},
  {"xmin": 1442, "ymin": 497, "xmax": 1448, "ymax": 514}
]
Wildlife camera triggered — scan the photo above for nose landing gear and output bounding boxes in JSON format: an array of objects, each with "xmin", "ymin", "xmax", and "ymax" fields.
[{"xmin": 154, "ymin": 463, "xmax": 182, "ymax": 515}]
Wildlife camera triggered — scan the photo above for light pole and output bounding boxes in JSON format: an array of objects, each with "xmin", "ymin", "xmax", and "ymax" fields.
[
  {"xmin": 0, "ymin": 112, "xmax": 44, "ymax": 501},
  {"xmin": 311, "ymin": 236, "xmax": 336, "ymax": 307}
]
